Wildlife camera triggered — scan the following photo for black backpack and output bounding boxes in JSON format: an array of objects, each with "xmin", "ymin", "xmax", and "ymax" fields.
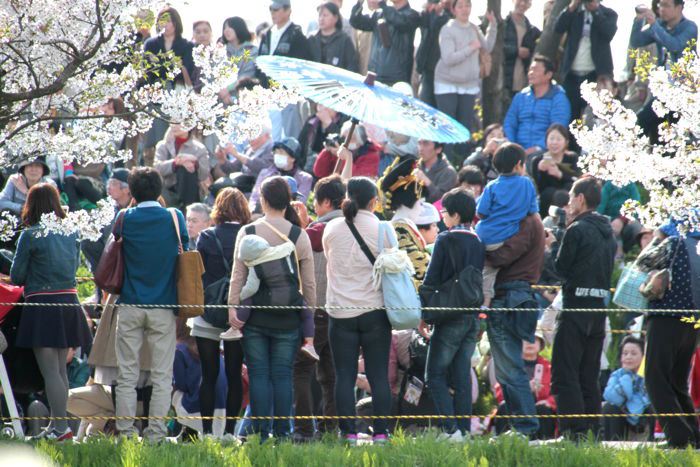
[
  {"xmin": 418, "ymin": 233, "xmax": 483, "ymax": 324},
  {"xmin": 203, "ymin": 232, "xmax": 233, "ymax": 328},
  {"xmin": 245, "ymin": 224, "xmax": 304, "ymax": 315}
]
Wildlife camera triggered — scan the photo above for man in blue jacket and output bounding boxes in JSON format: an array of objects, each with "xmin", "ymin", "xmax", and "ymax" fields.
[
  {"xmin": 504, "ymin": 56, "xmax": 571, "ymax": 155},
  {"xmin": 114, "ymin": 167, "xmax": 189, "ymax": 442},
  {"xmin": 555, "ymin": 0, "xmax": 618, "ymax": 121}
]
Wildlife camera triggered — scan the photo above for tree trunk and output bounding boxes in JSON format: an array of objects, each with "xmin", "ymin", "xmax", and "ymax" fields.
[
  {"xmin": 481, "ymin": 0, "xmax": 503, "ymax": 130},
  {"xmin": 535, "ymin": 0, "xmax": 570, "ymax": 72}
]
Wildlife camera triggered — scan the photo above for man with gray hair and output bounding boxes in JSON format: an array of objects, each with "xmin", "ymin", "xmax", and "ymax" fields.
[
  {"xmin": 214, "ymin": 120, "xmax": 275, "ymax": 179},
  {"xmin": 185, "ymin": 203, "xmax": 212, "ymax": 250}
]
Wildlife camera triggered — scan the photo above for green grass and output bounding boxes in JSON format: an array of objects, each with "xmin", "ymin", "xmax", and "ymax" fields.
[{"xmin": 3, "ymin": 434, "xmax": 700, "ymax": 467}]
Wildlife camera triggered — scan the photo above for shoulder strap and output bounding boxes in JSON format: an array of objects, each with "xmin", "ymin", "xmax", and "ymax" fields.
[
  {"xmin": 346, "ymin": 219, "xmax": 376, "ymax": 265},
  {"xmin": 260, "ymin": 219, "xmax": 303, "ymax": 292},
  {"xmin": 113, "ymin": 210, "xmax": 126, "ymax": 237},
  {"xmin": 213, "ymin": 231, "xmax": 231, "ymax": 272},
  {"xmin": 288, "ymin": 225, "xmax": 302, "ymax": 244},
  {"xmin": 381, "ymin": 221, "xmax": 398, "ymax": 250},
  {"xmin": 169, "ymin": 209, "xmax": 184, "ymax": 254},
  {"xmin": 262, "ymin": 219, "xmax": 292, "ymax": 243},
  {"xmin": 443, "ymin": 231, "xmax": 459, "ymax": 273}
]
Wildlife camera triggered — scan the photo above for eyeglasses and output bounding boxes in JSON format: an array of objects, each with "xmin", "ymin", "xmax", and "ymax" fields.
[
  {"xmin": 269, "ymin": 6, "xmax": 282, "ymax": 12},
  {"xmin": 439, "ymin": 209, "xmax": 447, "ymax": 215}
]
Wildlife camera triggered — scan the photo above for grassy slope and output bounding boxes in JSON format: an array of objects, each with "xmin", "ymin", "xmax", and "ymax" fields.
[{"xmin": 8, "ymin": 434, "xmax": 700, "ymax": 467}]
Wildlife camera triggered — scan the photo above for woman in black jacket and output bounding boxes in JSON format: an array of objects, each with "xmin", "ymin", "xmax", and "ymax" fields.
[
  {"xmin": 309, "ymin": 2, "xmax": 358, "ymax": 72},
  {"xmin": 191, "ymin": 187, "xmax": 251, "ymax": 439},
  {"xmin": 420, "ymin": 188, "xmax": 484, "ymax": 441},
  {"xmin": 142, "ymin": 6, "xmax": 195, "ymax": 166}
]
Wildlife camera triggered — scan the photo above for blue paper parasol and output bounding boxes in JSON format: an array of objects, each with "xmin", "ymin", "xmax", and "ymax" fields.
[{"xmin": 255, "ymin": 56, "xmax": 471, "ymax": 144}]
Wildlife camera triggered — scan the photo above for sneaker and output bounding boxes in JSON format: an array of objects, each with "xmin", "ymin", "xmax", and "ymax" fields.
[
  {"xmin": 490, "ymin": 429, "xmax": 529, "ymax": 443},
  {"xmin": 220, "ymin": 328, "xmax": 243, "ymax": 341},
  {"xmin": 342, "ymin": 433, "xmax": 358, "ymax": 446},
  {"xmin": 300, "ymin": 343, "xmax": 320, "ymax": 361},
  {"xmin": 32, "ymin": 427, "xmax": 74, "ymax": 442},
  {"xmin": 437, "ymin": 430, "xmax": 464, "ymax": 443},
  {"xmin": 220, "ymin": 433, "xmax": 241, "ymax": 445},
  {"xmin": 198, "ymin": 432, "xmax": 218, "ymax": 442},
  {"xmin": 372, "ymin": 434, "xmax": 389, "ymax": 445}
]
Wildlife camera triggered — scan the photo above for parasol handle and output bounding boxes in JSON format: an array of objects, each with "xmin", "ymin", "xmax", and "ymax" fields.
[{"xmin": 333, "ymin": 118, "xmax": 359, "ymax": 175}]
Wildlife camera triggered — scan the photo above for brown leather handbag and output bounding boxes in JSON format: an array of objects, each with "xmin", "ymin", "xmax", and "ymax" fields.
[
  {"xmin": 169, "ymin": 209, "xmax": 205, "ymax": 318},
  {"xmin": 94, "ymin": 211, "xmax": 125, "ymax": 294}
]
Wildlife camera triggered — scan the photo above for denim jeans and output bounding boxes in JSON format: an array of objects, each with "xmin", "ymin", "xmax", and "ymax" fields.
[
  {"xmin": 241, "ymin": 324, "xmax": 300, "ymax": 438},
  {"xmin": 329, "ymin": 309, "xmax": 392, "ymax": 436},
  {"xmin": 486, "ymin": 305, "xmax": 539, "ymax": 435},
  {"xmin": 425, "ymin": 314, "xmax": 479, "ymax": 434}
]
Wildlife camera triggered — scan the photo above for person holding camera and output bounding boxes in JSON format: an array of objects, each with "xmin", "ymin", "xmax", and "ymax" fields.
[
  {"xmin": 313, "ymin": 121, "xmax": 381, "ymax": 179},
  {"xmin": 551, "ymin": 177, "xmax": 617, "ymax": 440},
  {"xmin": 350, "ymin": 0, "xmax": 421, "ymax": 86},
  {"xmin": 631, "ymin": 0, "xmax": 697, "ymax": 144},
  {"xmin": 554, "ymin": 0, "xmax": 618, "ymax": 121}
]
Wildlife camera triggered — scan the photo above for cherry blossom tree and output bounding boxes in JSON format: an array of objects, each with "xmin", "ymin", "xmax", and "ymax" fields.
[
  {"xmin": 571, "ymin": 46, "xmax": 700, "ymax": 231},
  {"xmin": 0, "ymin": 0, "xmax": 298, "ymax": 238}
]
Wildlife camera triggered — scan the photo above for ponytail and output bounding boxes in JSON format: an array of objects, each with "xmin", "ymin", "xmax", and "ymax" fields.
[
  {"xmin": 284, "ymin": 204, "xmax": 301, "ymax": 227},
  {"xmin": 342, "ymin": 198, "xmax": 359, "ymax": 222},
  {"xmin": 344, "ymin": 177, "xmax": 378, "ymax": 223}
]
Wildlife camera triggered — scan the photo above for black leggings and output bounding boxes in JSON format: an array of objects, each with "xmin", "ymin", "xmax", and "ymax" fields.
[{"xmin": 196, "ymin": 337, "xmax": 244, "ymax": 434}]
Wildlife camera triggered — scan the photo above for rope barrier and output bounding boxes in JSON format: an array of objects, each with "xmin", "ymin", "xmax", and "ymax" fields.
[
  {"xmin": 1, "ymin": 412, "xmax": 696, "ymax": 422},
  {"xmin": 71, "ymin": 278, "xmax": 597, "ymax": 293},
  {"xmin": 0, "ymin": 302, "xmax": 695, "ymax": 315}
]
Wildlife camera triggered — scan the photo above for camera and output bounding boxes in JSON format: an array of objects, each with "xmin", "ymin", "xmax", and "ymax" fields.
[
  {"xmin": 548, "ymin": 204, "xmax": 568, "ymax": 244},
  {"xmin": 324, "ymin": 133, "xmax": 341, "ymax": 148},
  {"xmin": 635, "ymin": 5, "xmax": 649, "ymax": 14}
]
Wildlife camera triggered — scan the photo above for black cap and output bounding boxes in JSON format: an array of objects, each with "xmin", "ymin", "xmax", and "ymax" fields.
[{"xmin": 110, "ymin": 168, "xmax": 130, "ymax": 184}]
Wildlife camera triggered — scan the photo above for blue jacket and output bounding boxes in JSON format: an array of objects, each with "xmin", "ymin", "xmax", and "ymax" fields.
[
  {"xmin": 10, "ymin": 227, "xmax": 80, "ymax": 294},
  {"xmin": 118, "ymin": 203, "xmax": 189, "ymax": 309},
  {"xmin": 504, "ymin": 84, "xmax": 571, "ymax": 151},
  {"xmin": 173, "ymin": 343, "xmax": 227, "ymax": 413},
  {"xmin": 476, "ymin": 174, "xmax": 539, "ymax": 245},
  {"xmin": 603, "ymin": 367, "xmax": 650, "ymax": 425},
  {"xmin": 630, "ymin": 16, "xmax": 698, "ymax": 66}
]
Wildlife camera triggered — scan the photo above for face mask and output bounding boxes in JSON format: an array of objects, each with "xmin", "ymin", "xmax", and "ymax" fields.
[
  {"xmin": 274, "ymin": 153, "xmax": 289, "ymax": 170},
  {"xmin": 348, "ymin": 142, "xmax": 359, "ymax": 151}
]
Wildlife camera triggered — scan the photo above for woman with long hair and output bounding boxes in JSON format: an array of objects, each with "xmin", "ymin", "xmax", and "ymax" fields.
[
  {"xmin": 323, "ymin": 176, "xmax": 393, "ymax": 445},
  {"xmin": 190, "ymin": 187, "xmax": 251, "ymax": 439},
  {"xmin": 227, "ymin": 176, "xmax": 316, "ymax": 440},
  {"xmin": 10, "ymin": 183, "xmax": 92, "ymax": 441},
  {"xmin": 142, "ymin": 6, "xmax": 195, "ymax": 166},
  {"xmin": 218, "ymin": 17, "xmax": 258, "ymax": 102}
]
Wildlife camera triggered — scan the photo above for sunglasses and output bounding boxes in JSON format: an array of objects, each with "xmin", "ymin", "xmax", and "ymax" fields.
[{"xmin": 269, "ymin": 6, "xmax": 283, "ymax": 12}]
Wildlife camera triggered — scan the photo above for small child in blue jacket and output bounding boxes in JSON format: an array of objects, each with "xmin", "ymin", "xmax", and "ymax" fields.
[
  {"xmin": 475, "ymin": 143, "xmax": 539, "ymax": 306},
  {"xmin": 602, "ymin": 336, "xmax": 651, "ymax": 440}
]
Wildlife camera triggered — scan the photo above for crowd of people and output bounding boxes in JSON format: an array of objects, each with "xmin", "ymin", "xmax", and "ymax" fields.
[{"xmin": 1, "ymin": 0, "xmax": 699, "ymax": 450}]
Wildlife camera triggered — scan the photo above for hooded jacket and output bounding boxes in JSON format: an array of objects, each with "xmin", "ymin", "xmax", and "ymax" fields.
[
  {"xmin": 350, "ymin": 1, "xmax": 420, "ymax": 84},
  {"xmin": 555, "ymin": 210, "xmax": 617, "ymax": 306}
]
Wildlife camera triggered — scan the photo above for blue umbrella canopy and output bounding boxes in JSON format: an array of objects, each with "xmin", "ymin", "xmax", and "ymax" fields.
[{"xmin": 255, "ymin": 56, "xmax": 471, "ymax": 144}]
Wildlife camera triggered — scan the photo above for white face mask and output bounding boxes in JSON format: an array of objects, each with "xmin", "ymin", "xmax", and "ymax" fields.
[
  {"xmin": 274, "ymin": 153, "xmax": 290, "ymax": 170},
  {"xmin": 348, "ymin": 142, "xmax": 359, "ymax": 151}
]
